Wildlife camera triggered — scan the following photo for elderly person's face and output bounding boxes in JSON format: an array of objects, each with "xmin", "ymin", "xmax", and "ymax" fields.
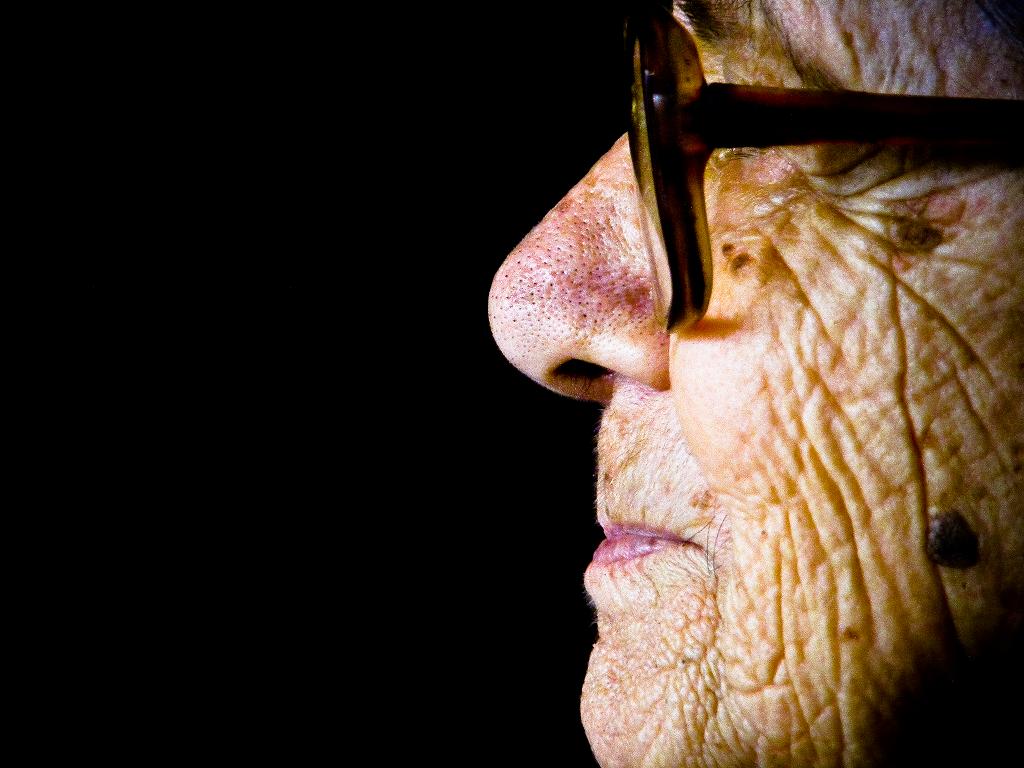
[{"xmin": 489, "ymin": 1, "xmax": 1023, "ymax": 765}]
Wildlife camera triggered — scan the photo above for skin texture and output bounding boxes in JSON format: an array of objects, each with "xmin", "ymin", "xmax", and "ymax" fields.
[{"xmin": 489, "ymin": 2, "xmax": 1023, "ymax": 766}]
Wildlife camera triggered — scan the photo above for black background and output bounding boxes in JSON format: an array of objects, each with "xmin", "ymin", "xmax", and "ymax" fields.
[
  {"xmin": 64, "ymin": 2, "xmax": 1024, "ymax": 764},
  {"xmin": 72, "ymin": 2, "xmax": 629, "ymax": 764},
  {"xmin": 401, "ymin": 3, "xmax": 629, "ymax": 763}
]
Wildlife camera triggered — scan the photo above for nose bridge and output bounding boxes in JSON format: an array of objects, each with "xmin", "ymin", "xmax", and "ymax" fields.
[{"xmin": 488, "ymin": 136, "xmax": 670, "ymax": 402}]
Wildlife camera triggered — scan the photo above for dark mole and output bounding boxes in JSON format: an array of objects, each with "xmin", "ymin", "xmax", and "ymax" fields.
[
  {"xmin": 842, "ymin": 627, "xmax": 860, "ymax": 642},
  {"xmin": 926, "ymin": 510, "xmax": 979, "ymax": 568}
]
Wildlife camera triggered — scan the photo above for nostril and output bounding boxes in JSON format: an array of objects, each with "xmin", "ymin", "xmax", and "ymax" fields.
[
  {"xmin": 549, "ymin": 358, "xmax": 614, "ymax": 403},
  {"xmin": 552, "ymin": 359, "xmax": 611, "ymax": 382}
]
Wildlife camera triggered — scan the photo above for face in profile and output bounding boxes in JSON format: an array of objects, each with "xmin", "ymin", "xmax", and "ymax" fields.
[{"xmin": 489, "ymin": 1, "xmax": 1023, "ymax": 766}]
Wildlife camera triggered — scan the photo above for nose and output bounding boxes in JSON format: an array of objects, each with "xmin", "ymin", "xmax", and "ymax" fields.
[{"xmin": 488, "ymin": 136, "xmax": 670, "ymax": 403}]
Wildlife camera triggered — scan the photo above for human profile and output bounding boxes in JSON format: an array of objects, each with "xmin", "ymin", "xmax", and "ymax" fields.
[{"xmin": 489, "ymin": 2, "xmax": 1024, "ymax": 765}]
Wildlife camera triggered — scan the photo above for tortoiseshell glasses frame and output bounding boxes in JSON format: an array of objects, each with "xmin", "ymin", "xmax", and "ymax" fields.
[{"xmin": 627, "ymin": 2, "xmax": 1024, "ymax": 329}]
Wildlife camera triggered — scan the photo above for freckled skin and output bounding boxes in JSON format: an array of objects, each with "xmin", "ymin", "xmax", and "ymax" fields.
[{"xmin": 489, "ymin": 2, "xmax": 1023, "ymax": 766}]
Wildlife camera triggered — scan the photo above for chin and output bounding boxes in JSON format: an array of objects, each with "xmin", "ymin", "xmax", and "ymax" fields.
[{"xmin": 581, "ymin": 543, "xmax": 723, "ymax": 768}]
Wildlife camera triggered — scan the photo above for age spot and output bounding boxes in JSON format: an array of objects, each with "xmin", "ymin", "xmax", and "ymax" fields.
[
  {"xmin": 729, "ymin": 253, "xmax": 754, "ymax": 273},
  {"xmin": 894, "ymin": 219, "xmax": 942, "ymax": 252},
  {"xmin": 926, "ymin": 510, "xmax": 979, "ymax": 568},
  {"xmin": 722, "ymin": 243, "xmax": 754, "ymax": 274}
]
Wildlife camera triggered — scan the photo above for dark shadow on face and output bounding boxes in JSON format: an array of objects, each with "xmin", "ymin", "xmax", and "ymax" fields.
[{"xmin": 881, "ymin": 629, "xmax": 1024, "ymax": 768}]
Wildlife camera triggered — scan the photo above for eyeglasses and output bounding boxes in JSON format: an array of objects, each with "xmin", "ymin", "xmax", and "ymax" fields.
[{"xmin": 627, "ymin": 2, "xmax": 1024, "ymax": 330}]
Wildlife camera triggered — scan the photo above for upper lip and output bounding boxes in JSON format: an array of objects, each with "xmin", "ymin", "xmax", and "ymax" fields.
[
  {"xmin": 594, "ymin": 379, "xmax": 722, "ymax": 556},
  {"xmin": 600, "ymin": 522, "xmax": 691, "ymax": 544}
]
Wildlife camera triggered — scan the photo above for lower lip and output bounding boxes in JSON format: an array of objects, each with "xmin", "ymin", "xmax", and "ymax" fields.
[{"xmin": 591, "ymin": 530, "xmax": 688, "ymax": 566}]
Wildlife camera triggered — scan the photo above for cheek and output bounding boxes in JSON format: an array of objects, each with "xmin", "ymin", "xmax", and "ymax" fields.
[{"xmin": 669, "ymin": 329, "xmax": 769, "ymax": 484}]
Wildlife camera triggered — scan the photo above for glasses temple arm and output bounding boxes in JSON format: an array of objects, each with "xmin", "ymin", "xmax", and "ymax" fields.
[{"xmin": 695, "ymin": 84, "xmax": 1024, "ymax": 149}]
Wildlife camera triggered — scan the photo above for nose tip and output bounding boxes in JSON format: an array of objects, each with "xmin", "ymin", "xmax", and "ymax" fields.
[{"xmin": 488, "ymin": 136, "xmax": 670, "ymax": 403}]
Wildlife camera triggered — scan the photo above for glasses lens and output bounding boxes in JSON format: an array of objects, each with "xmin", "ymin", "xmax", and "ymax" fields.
[
  {"xmin": 627, "ymin": 8, "xmax": 714, "ymax": 330},
  {"xmin": 628, "ymin": 37, "xmax": 673, "ymax": 329}
]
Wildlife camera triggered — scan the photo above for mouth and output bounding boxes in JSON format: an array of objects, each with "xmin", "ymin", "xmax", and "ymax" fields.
[{"xmin": 591, "ymin": 524, "xmax": 697, "ymax": 566}]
